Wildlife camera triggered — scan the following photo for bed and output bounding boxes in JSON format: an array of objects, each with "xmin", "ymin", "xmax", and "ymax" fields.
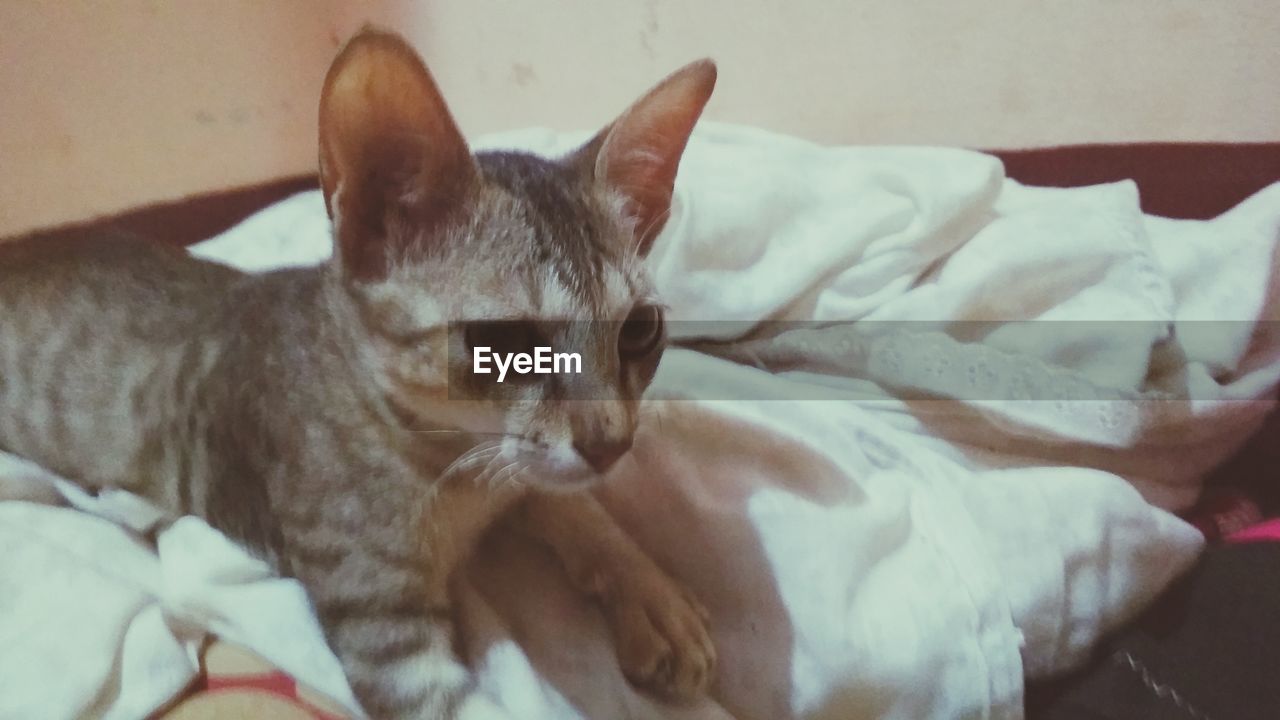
[{"xmin": 3, "ymin": 128, "xmax": 1279, "ymax": 720}]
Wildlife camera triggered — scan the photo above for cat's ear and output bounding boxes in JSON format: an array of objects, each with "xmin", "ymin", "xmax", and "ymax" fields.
[
  {"xmin": 574, "ymin": 59, "xmax": 717, "ymax": 256},
  {"xmin": 318, "ymin": 28, "xmax": 477, "ymax": 280}
]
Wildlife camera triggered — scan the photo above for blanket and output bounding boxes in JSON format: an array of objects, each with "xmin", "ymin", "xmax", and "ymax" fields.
[{"xmin": 7, "ymin": 122, "xmax": 1280, "ymax": 719}]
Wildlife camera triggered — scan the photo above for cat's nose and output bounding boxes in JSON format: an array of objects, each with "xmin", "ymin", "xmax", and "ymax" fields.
[{"xmin": 574, "ymin": 436, "xmax": 634, "ymax": 473}]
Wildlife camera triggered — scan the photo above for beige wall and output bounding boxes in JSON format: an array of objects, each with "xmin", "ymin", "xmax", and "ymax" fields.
[
  {"xmin": 405, "ymin": 0, "xmax": 1279, "ymax": 147},
  {"xmin": 2, "ymin": 1, "xmax": 1277, "ymax": 237},
  {"xmin": 0, "ymin": 1, "xmax": 352, "ymax": 237}
]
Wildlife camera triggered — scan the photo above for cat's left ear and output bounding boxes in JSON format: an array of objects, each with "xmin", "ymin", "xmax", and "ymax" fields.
[
  {"xmin": 318, "ymin": 28, "xmax": 477, "ymax": 280},
  {"xmin": 573, "ymin": 59, "xmax": 717, "ymax": 256}
]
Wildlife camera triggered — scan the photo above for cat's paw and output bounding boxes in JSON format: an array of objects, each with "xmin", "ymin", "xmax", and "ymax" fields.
[{"xmin": 602, "ymin": 563, "xmax": 716, "ymax": 702}]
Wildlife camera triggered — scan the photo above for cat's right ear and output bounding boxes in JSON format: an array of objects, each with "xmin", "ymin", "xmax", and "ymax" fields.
[
  {"xmin": 318, "ymin": 28, "xmax": 477, "ymax": 280},
  {"xmin": 572, "ymin": 59, "xmax": 717, "ymax": 257}
]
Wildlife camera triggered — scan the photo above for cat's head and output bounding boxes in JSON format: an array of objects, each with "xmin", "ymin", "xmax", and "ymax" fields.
[{"xmin": 317, "ymin": 29, "xmax": 715, "ymax": 488}]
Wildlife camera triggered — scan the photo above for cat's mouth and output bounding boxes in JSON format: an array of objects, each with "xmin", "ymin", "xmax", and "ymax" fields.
[
  {"xmin": 497, "ymin": 439, "xmax": 609, "ymax": 491},
  {"xmin": 432, "ymin": 428, "xmax": 629, "ymax": 490}
]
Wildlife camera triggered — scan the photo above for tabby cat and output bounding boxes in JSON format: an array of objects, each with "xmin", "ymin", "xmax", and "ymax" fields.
[{"xmin": 0, "ymin": 29, "xmax": 716, "ymax": 719}]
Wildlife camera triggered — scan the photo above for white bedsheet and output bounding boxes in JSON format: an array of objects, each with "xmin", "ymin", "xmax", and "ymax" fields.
[{"xmin": 7, "ymin": 122, "xmax": 1280, "ymax": 719}]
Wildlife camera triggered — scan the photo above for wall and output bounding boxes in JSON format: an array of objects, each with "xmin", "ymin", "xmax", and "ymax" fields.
[
  {"xmin": 0, "ymin": 1, "xmax": 352, "ymax": 237},
  {"xmin": 403, "ymin": 0, "xmax": 1279, "ymax": 147},
  {"xmin": 2, "ymin": 1, "xmax": 1277, "ymax": 237}
]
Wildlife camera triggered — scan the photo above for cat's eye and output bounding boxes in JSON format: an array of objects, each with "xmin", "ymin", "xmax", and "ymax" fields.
[
  {"xmin": 618, "ymin": 304, "xmax": 665, "ymax": 359},
  {"xmin": 464, "ymin": 320, "xmax": 541, "ymax": 359}
]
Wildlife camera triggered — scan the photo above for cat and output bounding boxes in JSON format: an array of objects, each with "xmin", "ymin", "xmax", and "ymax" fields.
[{"xmin": 0, "ymin": 28, "xmax": 717, "ymax": 720}]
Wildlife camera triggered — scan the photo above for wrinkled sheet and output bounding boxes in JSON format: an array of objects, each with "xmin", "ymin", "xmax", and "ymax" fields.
[{"xmin": 7, "ymin": 122, "xmax": 1280, "ymax": 719}]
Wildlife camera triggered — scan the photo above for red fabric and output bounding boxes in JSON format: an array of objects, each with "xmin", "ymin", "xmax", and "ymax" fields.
[
  {"xmin": 200, "ymin": 671, "xmax": 347, "ymax": 720},
  {"xmin": 1228, "ymin": 518, "xmax": 1280, "ymax": 545},
  {"xmin": 203, "ymin": 671, "xmax": 298, "ymax": 696}
]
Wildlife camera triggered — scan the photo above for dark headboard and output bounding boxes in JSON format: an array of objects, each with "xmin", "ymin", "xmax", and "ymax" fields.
[{"xmin": 994, "ymin": 142, "xmax": 1280, "ymax": 220}]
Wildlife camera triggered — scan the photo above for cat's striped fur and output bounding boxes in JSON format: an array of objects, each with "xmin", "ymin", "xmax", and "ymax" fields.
[{"xmin": 0, "ymin": 29, "xmax": 716, "ymax": 719}]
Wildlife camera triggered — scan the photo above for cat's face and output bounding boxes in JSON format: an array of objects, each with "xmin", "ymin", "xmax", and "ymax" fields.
[
  {"xmin": 350, "ymin": 152, "xmax": 666, "ymax": 486},
  {"xmin": 317, "ymin": 30, "xmax": 714, "ymax": 487}
]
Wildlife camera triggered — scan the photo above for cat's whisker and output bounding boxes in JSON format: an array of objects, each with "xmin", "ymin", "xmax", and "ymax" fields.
[
  {"xmin": 406, "ymin": 429, "xmax": 468, "ymax": 435},
  {"xmin": 438, "ymin": 443, "xmax": 502, "ymax": 481},
  {"xmin": 405, "ymin": 429, "xmax": 520, "ymax": 439},
  {"xmin": 471, "ymin": 456, "xmax": 510, "ymax": 488},
  {"xmin": 488, "ymin": 459, "xmax": 529, "ymax": 490}
]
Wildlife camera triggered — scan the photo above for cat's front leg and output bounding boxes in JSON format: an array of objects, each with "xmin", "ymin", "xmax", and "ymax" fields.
[
  {"xmin": 296, "ymin": 477, "xmax": 520, "ymax": 720},
  {"xmin": 305, "ymin": 563, "xmax": 513, "ymax": 720},
  {"xmin": 518, "ymin": 492, "xmax": 717, "ymax": 701}
]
